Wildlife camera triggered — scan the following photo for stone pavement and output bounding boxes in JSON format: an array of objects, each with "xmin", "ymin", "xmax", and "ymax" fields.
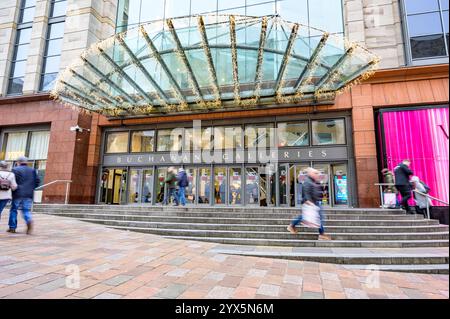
[{"xmin": 0, "ymin": 214, "xmax": 448, "ymax": 299}]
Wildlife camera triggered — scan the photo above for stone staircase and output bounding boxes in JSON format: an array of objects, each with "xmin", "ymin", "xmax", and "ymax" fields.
[{"xmin": 34, "ymin": 204, "xmax": 449, "ymax": 274}]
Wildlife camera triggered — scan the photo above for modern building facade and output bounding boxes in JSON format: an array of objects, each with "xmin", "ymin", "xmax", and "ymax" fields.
[{"xmin": 0, "ymin": 0, "xmax": 448, "ymax": 208}]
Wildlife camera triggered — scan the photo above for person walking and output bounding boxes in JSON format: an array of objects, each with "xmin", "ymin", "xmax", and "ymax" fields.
[
  {"xmin": 0, "ymin": 161, "xmax": 18, "ymax": 220},
  {"xmin": 177, "ymin": 168, "xmax": 188, "ymax": 206},
  {"xmin": 287, "ymin": 167, "xmax": 331, "ymax": 240},
  {"xmin": 8, "ymin": 156, "xmax": 40, "ymax": 234},
  {"xmin": 411, "ymin": 176, "xmax": 432, "ymax": 218},
  {"xmin": 163, "ymin": 167, "xmax": 179, "ymax": 206},
  {"xmin": 394, "ymin": 159, "xmax": 414, "ymax": 213}
]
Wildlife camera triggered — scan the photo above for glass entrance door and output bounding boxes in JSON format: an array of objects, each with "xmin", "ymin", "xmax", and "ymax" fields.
[
  {"xmin": 260, "ymin": 165, "xmax": 276, "ymax": 207},
  {"xmin": 214, "ymin": 167, "xmax": 227, "ymax": 205},
  {"xmin": 198, "ymin": 167, "xmax": 211, "ymax": 204},
  {"xmin": 155, "ymin": 167, "xmax": 168, "ymax": 205},
  {"xmin": 229, "ymin": 167, "xmax": 242, "ymax": 205},
  {"xmin": 313, "ymin": 164, "xmax": 331, "ymax": 206},
  {"xmin": 245, "ymin": 167, "xmax": 259, "ymax": 206},
  {"xmin": 185, "ymin": 167, "xmax": 197, "ymax": 205},
  {"xmin": 332, "ymin": 164, "xmax": 348, "ymax": 206},
  {"xmin": 99, "ymin": 168, "xmax": 127, "ymax": 205},
  {"xmin": 278, "ymin": 164, "xmax": 289, "ymax": 206},
  {"xmin": 128, "ymin": 168, "xmax": 154, "ymax": 204}
]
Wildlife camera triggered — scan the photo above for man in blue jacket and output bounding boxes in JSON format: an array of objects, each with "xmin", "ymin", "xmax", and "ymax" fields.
[
  {"xmin": 8, "ymin": 156, "xmax": 40, "ymax": 234},
  {"xmin": 177, "ymin": 168, "xmax": 189, "ymax": 206}
]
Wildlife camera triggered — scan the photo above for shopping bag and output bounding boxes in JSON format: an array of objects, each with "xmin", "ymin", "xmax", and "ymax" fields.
[
  {"xmin": 383, "ymin": 193, "xmax": 396, "ymax": 207},
  {"xmin": 301, "ymin": 203, "xmax": 321, "ymax": 228}
]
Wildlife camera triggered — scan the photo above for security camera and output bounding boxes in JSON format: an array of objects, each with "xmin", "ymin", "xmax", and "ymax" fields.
[{"xmin": 70, "ymin": 125, "xmax": 90, "ymax": 133}]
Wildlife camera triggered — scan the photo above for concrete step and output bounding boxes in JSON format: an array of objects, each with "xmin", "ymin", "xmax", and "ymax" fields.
[
  {"xmin": 209, "ymin": 248, "xmax": 449, "ymax": 266},
  {"xmin": 99, "ymin": 223, "xmax": 449, "ymax": 241},
  {"xmin": 34, "ymin": 204, "xmax": 406, "ymax": 215},
  {"xmin": 36, "ymin": 209, "xmax": 420, "ymax": 220},
  {"xmin": 38, "ymin": 212, "xmax": 440, "ymax": 226},
  {"xmin": 157, "ymin": 234, "xmax": 450, "ymax": 248},
  {"xmin": 342, "ymin": 264, "xmax": 449, "ymax": 275},
  {"xmin": 75, "ymin": 217, "xmax": 449, "ymax": 233}
]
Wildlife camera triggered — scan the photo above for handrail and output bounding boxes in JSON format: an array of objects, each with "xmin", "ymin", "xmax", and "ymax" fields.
[
  {"xmin": 35, "ymin": 180, "xmax": 72, "ymax": 204},
  {"xmin": 413, "ymin": 190, "xmax": 449, "ymax": 205}
]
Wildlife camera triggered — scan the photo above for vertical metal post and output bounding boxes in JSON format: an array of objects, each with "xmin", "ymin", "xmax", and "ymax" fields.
[
  {"xmin": 379, "ymin": 184, "xmax": 384, "ymax": 208},
  {"xmin": 65, "ymin": 182, "xmax": 70, "ymax": 205},
  {"xmin": 426, "ymin": 196, "xmax": 430, "ymax": 220}
]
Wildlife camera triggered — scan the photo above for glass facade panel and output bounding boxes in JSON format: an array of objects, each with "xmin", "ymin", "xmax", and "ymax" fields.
[
  {"xmin": 8, "ymin": 27, "xmax": 32, "ymax": 95},
  {"xmin": 277, "ymin": 122, "xmax": 309, "ymax": 147},
  {"xmin": 51, "ymin": 0, "xmax": 68, "ymax": 17},
  {"xmin": 407, "ymin": 13, "xmax": 444, "ymax": 37},
  {"xmin": 214, "ymin": 167, "xmax": 227, "ymax": 204},
  {"xmin": 198, "ymin": 168, "xmax": 211, "ymax": 204},
  {"xmin": 106, "ymin": 132, "xmax": 129, "ymax": 153},
  {"xmin": 131, "ymin": 130, "xmax": 155, "ymax": 152},
  {"xmin": 245, "ymin": 167, "xmax": 259, "ymax": 205},
  {"xmin": 312, "ymin": 119, "xmax": 345, "ymax": 145},
  {"xmin": 245, "ymin": 124, "xmax": 275, "ymax": 148},
  {"xmin": 229, "ymin": 167, "xmax": 242, "ymax": 205},
  {"xmin": 404, "ymin": 0, "xmax": 439, "ymax": 14},
  {"xmin": 157, "ymin": 129, "xmax": 183, "ymax": 152}
]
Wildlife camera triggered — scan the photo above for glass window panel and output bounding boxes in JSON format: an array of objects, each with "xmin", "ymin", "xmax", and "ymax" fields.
[
  {"xmin": 21, "ymin": 7, "xmax": 36, "ymax": 23},
  {"xmin": 29, "ymin": 131, "xmax": 50, "ymax": 160},
  {"xmin": 11, "ymin": 60, "xmax": 26, "ymax": 77},
  {"xmin": 220, "ymin": 7, "xmax": 246, "ymax": 15},
  {"xmin": 202, "ymin": 128, "xmax": 213, "ymax": 150},
  {"xmin": 7, "ymin": 78, "xmax": 24, "ymax": 95},
  {"xmin": 48, "ymin": 22, "xmax": 65, "ymax": 39},
  {"xmin": 45, "ymin": 38, "xmax": 63, "ymax": 56},
  {"xmin": 140, "ymin": 0, "xmax": 165, "ymax": 22},
  {"xmin": 23, "ymin": 0, "xmax": 36, "ymax": 8},
  {"xmin": 410, "ymin": 34, "xmax": 447, "ymax": 59},
  {"xmin": 191, "ymin": 0, "xmax": 217, "ymax": 15},
  {"xmin": 131, "ymin": 130, "xmax": 155, "ymax": 152},
  {"xmin": 245, "ymin": 124, "xmax": 275, "ymax": 148},
  {"xmin": 405, "ymin": 0, "xmax": 439, "ymax": 14},
  {"xmin": 51, "ymin": 0, "xmax": 68, "ymax": 17},
  {"xmin": 278, "ymin": 122, "xmax": 309, "ymax": 147},
  {"xmin": 106, "ymin": 132, "xmax": 129, "ymax": 153},
  {"xmin": 15, "ymin": 44, "xmax": 29, "ymax": 60},
  {"xmin": 35, "ymin": 160, "xmax": 46, "ymax": 187},
  {"xmin": 312, "ymin": 119, "xmax": 346, "ymax": 145},
  {"xmin": 278, "ymin": 0, "xmax": 308, "ymax": 25},
  {"xmin": 213, "ymin": 126, "xmax": 243, "ymax": 150},
  {"xmin": 442, "ymin": 0, "xmax": 449, "ymax": 10},
  {"xmin": 308, "ymin": 0, "xmax": 344, "ymax": 34},
  {"xmin": 229, "ymin": 167, "xmax": 242, "ymax": 205},
  {"xmin": 407, "ymin": 13, "xmax": 444, "ymax": 37},
  {"xmin": 165, "ymin": 0, "xmax": 190, "ymax": 19},
  {"xmin": 4, "ymin": 132, "xmax": 28, "ymax": 160},
  {"xmin": 218, "ymin": 0, "xmax": 245, "ymax": 11},
  {"xmin": 443, "ymin": 10, "xmax": 449, "ymax": 33},
  {"xmin": 246, "ymin": 2, "xmax": 276, "ymax": 16},
  {"xmin": 17, "ymin": 28, "xmax": 32, "ymax": 45},
  {"xmin": 40, "ymin": 73, "xmax": 58, "ymax": 91},
  {"xmin": 43, "ymin": 55, "xmax": 61, "ymax": 73},
  {"xmin": 157, "ymin": 129, "xmax": 182, "ymax": 152}
]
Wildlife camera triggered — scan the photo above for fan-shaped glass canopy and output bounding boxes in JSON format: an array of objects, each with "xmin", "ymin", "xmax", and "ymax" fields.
[{"xmin": 52, "ymin": 15, "xmax": 379, "ymax": 117}]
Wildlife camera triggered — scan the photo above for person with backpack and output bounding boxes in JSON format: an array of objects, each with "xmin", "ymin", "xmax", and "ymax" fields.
[
  {"xmin": 7, "ymin": 156, "xmax": 40, "ymax": 234},
  {"xmin": 411, "ymin": 176, "xmax": 432, "ymax": 218},
  {"xmin": 177, "ymin": 168, "xmax": 188, "ymax": 206},
  {"xmin": 394, "ymin": 159, "xmax": 414, "ymax": 213},
  {"xmin": 0, "ymin": 161, "xmax": 18, "ymax": 220},
  {"xmin": 287, "ymin": 167, "xmax": 331, "ymax": 240},
  {"xmin": 163, "ymin": 167, "xmax": 179, "ymax": 206}
]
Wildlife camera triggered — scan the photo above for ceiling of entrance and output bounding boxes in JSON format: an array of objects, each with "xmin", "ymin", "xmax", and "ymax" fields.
[{"xmin": 51, "ymin": 14, "xmax": 380, "ymax": 118}]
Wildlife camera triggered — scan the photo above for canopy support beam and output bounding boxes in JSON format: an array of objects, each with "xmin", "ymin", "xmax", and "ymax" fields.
[
  {"xmin": 230, "ymin": 16, "xmax": 240, "ymax": 104},
  {"xmin": 274, "ymin": 23, "xmax": 299, "ymax": 93},
  {"xmin": 139, "ymin": 25, "xmax": 187, "ymax": 105},
  {"xmin": 254, "ymin": 17, "xmax": 268, "ymax": 103},
  {"xmin": 315, "ymin": 46, "xmax": 355, "ymax": 91}
]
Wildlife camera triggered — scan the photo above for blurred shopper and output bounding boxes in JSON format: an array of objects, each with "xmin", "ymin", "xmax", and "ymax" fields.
[
  {"xmin": 177, "ymin": 167, "xmax": 188, "ymax": 206},
  {"xmin": 411, "ymin": 176, "xmax": 432, "ymax": 218},
  {"xmin": 287, "ymin": 167, "xmax": 331, "ymax": 241},
  {"xmin": 8, "ymin": 156, "xmax": 40, "ymax": 234},
  {"xmin": 381, "ymin": 168, "xmax": 399, "ymax": 208},
  {"xmin": 0, "ymin": 161, "xmax": 18, "ymax": 220},
  {"xmin": 394, "ymin": 159, "xmax": 414, "ymax": 213},
  {"xmin": 163, "ymin": 167, "xmax": 179, "ymax": 206}
]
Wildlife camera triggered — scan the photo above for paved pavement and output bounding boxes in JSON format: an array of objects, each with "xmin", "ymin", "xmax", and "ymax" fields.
[{"xmin": 0, "ymin": 214, "xmax": 448, "ymax": 299}]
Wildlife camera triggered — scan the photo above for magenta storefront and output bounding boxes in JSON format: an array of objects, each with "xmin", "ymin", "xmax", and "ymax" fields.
[{"xmin": 377, "ymin": 106, "xmax": 449, "ymax": 206}]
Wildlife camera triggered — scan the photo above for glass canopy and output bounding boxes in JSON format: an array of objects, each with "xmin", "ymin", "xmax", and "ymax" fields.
[{"xmin": 52, "ymin": 15, "xmax": 380, "ymax": 117}]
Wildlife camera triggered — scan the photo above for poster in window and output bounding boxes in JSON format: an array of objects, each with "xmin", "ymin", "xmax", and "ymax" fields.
[{"xmin": 334, "ymin": 175, "xmax": 348, "ymax": 205}]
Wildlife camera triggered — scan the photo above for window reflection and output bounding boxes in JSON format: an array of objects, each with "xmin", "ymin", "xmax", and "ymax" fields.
[
  {"xmin": 312, "ymin": 119, "xmax": 345, "ymax": 145},
  {"xmin": 157, "ymin": 129, "xmax": 183, "ymax": 152},
  {"xmin": 106, "ymin": 132, "xmax": 129, "ymax": 153},
  {"xmin": 131, "ymin": 131, "xmax": 155, "ymax": 153},
  {"xmin": 278, "ymin": 122, "xmax": 309, "ymax": 147},
  {"xmin": 245, "ymin": 124, "xmax": 275, "ymax": 148}
]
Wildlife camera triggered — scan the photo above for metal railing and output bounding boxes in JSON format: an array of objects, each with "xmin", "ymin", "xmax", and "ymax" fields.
[
  {"xmin": 413, "ymin": 189, "xmax": 449, "ymax": 220},
  {"xmin": 375, "ymin": 183, "xmax": 449, "ymax": 219},
  {"xmin": 35, "ymin": 180, "xmax": 72, "ymax": 204}
]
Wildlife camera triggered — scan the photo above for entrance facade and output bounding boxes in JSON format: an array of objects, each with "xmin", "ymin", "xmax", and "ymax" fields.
[{"xmin": 97, "ymin": 114, "xmax": 355, "ymax": 207}]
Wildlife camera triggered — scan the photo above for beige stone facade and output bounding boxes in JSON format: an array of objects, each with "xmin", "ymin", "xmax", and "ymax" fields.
[
  {"xmin": 0, "ymin": 0, "xmax": 117, "ymax": 97},
  {"xmin": 344, "ymin": 0, "xmax": 406, "ymax": 69}
]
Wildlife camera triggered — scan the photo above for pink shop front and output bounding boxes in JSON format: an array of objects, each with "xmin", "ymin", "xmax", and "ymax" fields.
[{"xmin": 376, "ymin": 105, "xmax": 449, "ymax": 220}]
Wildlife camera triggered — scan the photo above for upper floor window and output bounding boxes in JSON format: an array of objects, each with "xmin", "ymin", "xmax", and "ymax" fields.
[
  {"xmin": 7, "ymin": 0, "xmax": 36, "ymax": 95},
  {"xmin": 402, "ymin": 0, "xmax": 449, "ymax": 64},
  {"xmin": 40, "ymin": 0, "xmax": 68, "ymax": 92}
]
